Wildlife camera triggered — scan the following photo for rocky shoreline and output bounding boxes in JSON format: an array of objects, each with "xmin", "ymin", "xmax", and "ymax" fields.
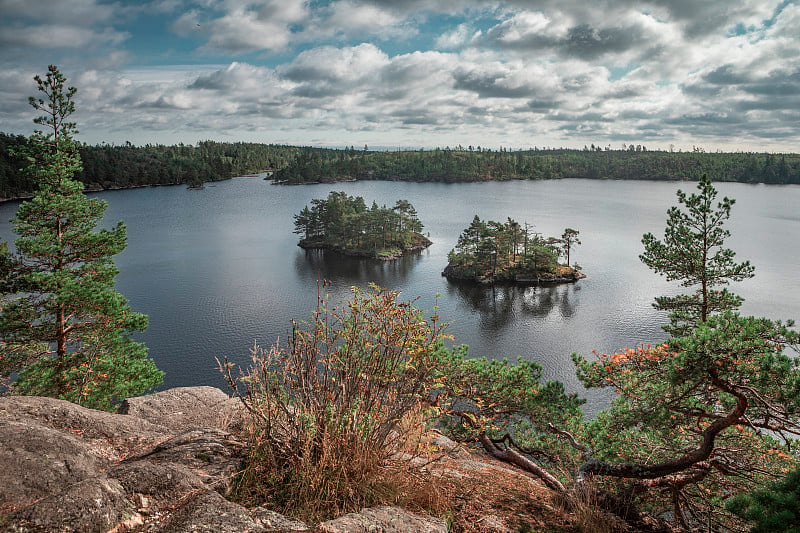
[
  {"xmin": 299, "ymin": 234, "xmax": 432, "ymax": 261},
  {"xmin": 442, "ymin": 264, "xmax": 586, "ymax": 286}
]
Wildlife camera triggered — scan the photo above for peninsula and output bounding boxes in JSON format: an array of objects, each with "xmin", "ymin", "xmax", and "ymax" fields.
[
  {"xmin": 443, "ymin": 216, "xmax": 583, "ymax": 285},
  {"xmin": 294, "ymin": 191, "xmax": 431, "ymax": 259}
]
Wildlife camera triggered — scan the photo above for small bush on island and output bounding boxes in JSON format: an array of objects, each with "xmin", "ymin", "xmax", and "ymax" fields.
[
  {"xmin": 444, "ymin": 215, "xmax": 581, "ymax": 284},
  {"xmin": 293, "ymin": 192, "xmax": 431, "ymax": 259}
]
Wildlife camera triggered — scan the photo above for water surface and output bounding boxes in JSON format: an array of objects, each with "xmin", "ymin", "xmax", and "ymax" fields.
[{"xmin": 1, "ymin": 178, "xmax": 797, "ymax": 412}]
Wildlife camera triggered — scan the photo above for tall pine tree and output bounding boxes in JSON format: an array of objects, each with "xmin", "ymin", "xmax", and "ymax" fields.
[
  {"xmin": 640, "ymin": 175, "xmax": 754, "ymax": 336},
  {"xmin": 0, "ymin": 65, "xmax": 163, "ymax": 410}
]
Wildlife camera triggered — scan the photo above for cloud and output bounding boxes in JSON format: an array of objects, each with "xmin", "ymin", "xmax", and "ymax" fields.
[
  {"xmin": 435, "ymin": 23, "xmax": 480, "ymax": 49},
  {"xmin": 0, "ymin": 0, "xmax": 128, "ymax": 50},
  {"xmin": 315, "ymin": 0, "xmax": 409, "ymax": 40},
  {"xmin": 0, "ymin": 0, "xmax": 116, "ymax": 25},
  {"xmin": 279, "ymin": 44, "xmax": 390, "ymax": 98},
  {"xmin": 172, "ymin": 0, "xmax": 308, "ymax": 53},
  {"xmin": 2, "ymin": 0, "xmax": 799, "ymax": 151}
]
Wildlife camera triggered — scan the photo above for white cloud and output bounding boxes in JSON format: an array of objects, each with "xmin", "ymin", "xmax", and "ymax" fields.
[
  {"xmin": 435, "ymin": 23, "xmax": 479, "ymax": 49},
  {"xmin": 0, "ymin": 0, "xmax": 128, "ymax": 50},
  {"xmin": 172, "ymin": 0, "xmax": 309, "ymax": 53},
  {"xmin": 1, "ymin": 0, "xmax": 798, "ymax": 151}
]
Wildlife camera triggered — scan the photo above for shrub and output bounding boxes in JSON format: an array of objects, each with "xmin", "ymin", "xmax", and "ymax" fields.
[{"xmin": 220, "ymin": 283, "xmax": 449, "ymax": 521}]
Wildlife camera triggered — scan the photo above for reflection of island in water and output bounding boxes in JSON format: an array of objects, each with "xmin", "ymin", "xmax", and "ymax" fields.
[
  {"xmin": 295, "ymin": 248, "xmax": 425, "ymax": 285},
  {"xmin": 447, "ymin": 280, "xmax": 579, "ymax": 332}
]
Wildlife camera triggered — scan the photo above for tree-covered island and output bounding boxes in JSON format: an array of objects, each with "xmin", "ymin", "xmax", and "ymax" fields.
[
  {"xmin": 443, "ymin": 216, "xmax": 583, "ymax": 284},
  {"xmin": 293, "ymin": 191, "xmax": 431, "ymax": 259}
]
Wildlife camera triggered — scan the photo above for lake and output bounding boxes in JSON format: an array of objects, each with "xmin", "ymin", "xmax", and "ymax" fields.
[{"xmin": 1, "ymin": 178, "xmax": 798, "ymax": 413}]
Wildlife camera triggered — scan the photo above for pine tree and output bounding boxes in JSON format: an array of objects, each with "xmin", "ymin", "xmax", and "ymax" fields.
[
  {"xmin": 0, "ymin": 65, "xmax": 163, "ymax": 410},
  {"xmin": 640, "ymin": 175, "xmax": 754, "ymax": 336}
]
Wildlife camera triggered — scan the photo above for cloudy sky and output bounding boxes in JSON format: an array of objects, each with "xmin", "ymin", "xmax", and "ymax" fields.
[{"xmin": 1, "ymin": 0, "xmax": 798, "ymax": 151}]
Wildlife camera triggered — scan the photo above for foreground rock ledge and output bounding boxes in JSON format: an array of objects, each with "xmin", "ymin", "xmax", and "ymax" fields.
[{"xmin": 0, "ymin": 387, "xmax": 451, "ymax": 533}]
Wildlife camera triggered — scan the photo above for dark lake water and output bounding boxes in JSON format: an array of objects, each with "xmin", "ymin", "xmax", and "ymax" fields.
[{"xmin": 1, "ymin": 178, "xmax": 798, "ymax": 412}]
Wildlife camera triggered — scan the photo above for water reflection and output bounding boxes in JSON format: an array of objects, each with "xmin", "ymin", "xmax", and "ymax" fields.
[
  {"xmin": 294, "ymin": 248, "xmax": 424, "ymax": 285},
  {"xmin": 447, "ymin": 281, "xmax": 580, "ymax": 330}
]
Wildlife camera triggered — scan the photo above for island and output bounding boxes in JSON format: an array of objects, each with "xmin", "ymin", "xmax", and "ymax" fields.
[
  {"xmin": 293, "ymin": 191, "xmax": 431, "ymax": 259},
  {"xmin": 443, "ymin": 216, "xmax": 584, "ymax": 285}
]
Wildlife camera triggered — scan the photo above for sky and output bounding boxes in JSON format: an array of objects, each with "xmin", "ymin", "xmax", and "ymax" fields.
[{"xmin": 0, "ymin": 0, "xmax": 798, "ymax": 151}]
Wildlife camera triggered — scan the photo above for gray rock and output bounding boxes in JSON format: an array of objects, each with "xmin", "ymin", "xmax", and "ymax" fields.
[
  {"xmin": 154, "ymin": 490, "xmax": 264, "ymax": 533},
  {"xmin": 317, "ymin": 506, "xmax": 447, "ymax": 533},
  {"xmin": 108, "ymin": 460, "xmax": 208, "ymax": 509},
  {"xmin": 0, "ymin": 390, "xmax": 247, "ymax": 533},
  {"xmin": 429, "ymin": 431, "xmax": 472, "ymax": 460},
  {"xmin": 137, "ymin": 428, "xmax": 244, "ymax": 494},
  {"xmin": 10, "ymin": 476, "xmax": 133, "ymax": 533},
  {"xmin": 119, "ymin": 386, "xmax": 244, "ymax": 432},
  {"xmin": 251, "ymin": 507, "xmax": 310, "ymax": 531},
  {"xmin": 0, "ymin": 418, "xmax": 104, "ymax": 508},
  {"xmin": 0, "ymin": 395, "xmax": 169, "ymax": 461}
]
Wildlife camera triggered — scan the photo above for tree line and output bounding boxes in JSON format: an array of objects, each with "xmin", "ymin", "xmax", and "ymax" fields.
[
  {"xmin": 293, "ymin": 191, "xmax": 428, "ymax": 257},
  {"xmin": 273, "ymin": 146, "xmax": 800, "ymax": 185},
  {"xmin": 4, "ymin": 134, "xmax": 798, "ymax": 201},
  {"xmin": 0, "ymin": 133, "xmax": 300, "ymax": 199}
]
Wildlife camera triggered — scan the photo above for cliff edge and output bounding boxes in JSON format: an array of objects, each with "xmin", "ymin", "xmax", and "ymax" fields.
[{"xmin": 0, "ymin": 387, "xmax": 575, "ymax": 532}]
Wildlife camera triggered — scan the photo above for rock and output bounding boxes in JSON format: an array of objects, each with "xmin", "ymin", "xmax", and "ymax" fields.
[
  {"xmin": 1, "ymin": 395, "xmax": 170, "ymax": 462},
  {"xmin": 317, "ymin": 506, "xmax": 447, "ymax": 533},
  {"xmin": 118, "ymin": 386, "xmax": 243, "ymax": 432},
  {"xmin": 10, "ymin": 476, "xmax": 133, "ymax": 533},
  {"xmin": 429, "ymin": 431, "xmax": 472, "ymax": 460},
  {"xmin": 0, "ymin": 418, "xmax": 104, "ymax": 509},
  {"xmin": 0, "ymin": 389, "xmax": 249, "ymax": 533},
  {"xmin": 251, "ymin": 507, "xmax": 310, "ymax": 531},
  {"xmin": 154, "ymin": 490, "xmax": 265, "ymax": 533},
  {"xmin": 136, "ymin": 428, "xmax": 244, "ymax": 494},
  {"xmin": 108, "ymin": 460, "xmax": 208, "ymax": 512}
]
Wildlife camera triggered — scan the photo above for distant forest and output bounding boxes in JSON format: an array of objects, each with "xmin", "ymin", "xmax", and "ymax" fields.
[
  {"xmin": 273, "ymin": 145, "xmax": 800, "ymax": 185},
  {"xmin": 2, "ymin": 132, "xmax": 798, "ymax": 199},
  {"xmin": 0, "ymin": 133, "xmax": 300, "ymax": 199}
]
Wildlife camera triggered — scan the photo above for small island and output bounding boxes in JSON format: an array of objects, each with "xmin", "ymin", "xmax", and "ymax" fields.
[
  {"xmin": 443, "ymin": 216, "xmax": 583, "ymax": 285},
  {"xmin": 293, "ymin": 191, "xmax": 431, "ymax": 259}
]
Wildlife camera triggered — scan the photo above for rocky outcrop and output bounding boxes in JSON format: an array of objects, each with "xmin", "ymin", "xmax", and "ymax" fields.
[
  {"xmin": 0, "ymin": 389, "xmax": 250, "ymax": 533},
  {"xmin": 0, "ymin": 388, "xmax": 465, "ymax": 533},
  {"xmin": 442, "ymin": 264, "xmax": 585, "ymax": 285},
  {"xmin": 0, "ymin": 387, "xmax": 582, "ymax": 532},
  {"xmin": 317, "ymin": 506, "xmax": 447, "ymax": 533},
  {"xmin": 118, "ymin": 385, "xmax": 244, "ymax": 432}
]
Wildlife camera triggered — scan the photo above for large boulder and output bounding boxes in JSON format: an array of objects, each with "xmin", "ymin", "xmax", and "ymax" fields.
[
  {"xmin": 317, "ymin": 506, "xmax": 448, "ymax": 533},
  {"xmin": 0, "ymin": 388, "xmax": 258, "ymax": 533},
  {"xmin": 118, "ymin": 386, "xmax": 244, "ymax": 432}
]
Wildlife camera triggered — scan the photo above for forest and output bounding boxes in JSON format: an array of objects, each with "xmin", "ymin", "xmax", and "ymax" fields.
[
  {"xmin": 444, "ymin": 216, "xmax": 581, "ymax": 283},
  {"xmin": 293, "ymin": 191, "xmax": 430, "ymax": 259},
  {"xmin": 0, "ymin": 133, "xmax": 300, "ymax": 199},
  {"xmin": 272, "ymin": 146, "xmax": 800, "ymax": 185},
  {"xmin": 2, "ymin": 133, "xmax": 799, "ymax": 200}
]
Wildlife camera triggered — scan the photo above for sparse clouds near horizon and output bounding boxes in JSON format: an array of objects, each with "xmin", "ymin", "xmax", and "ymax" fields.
[{"xmin": 0, "ymin": 0, "xmax": 797, "ymax": 151}]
